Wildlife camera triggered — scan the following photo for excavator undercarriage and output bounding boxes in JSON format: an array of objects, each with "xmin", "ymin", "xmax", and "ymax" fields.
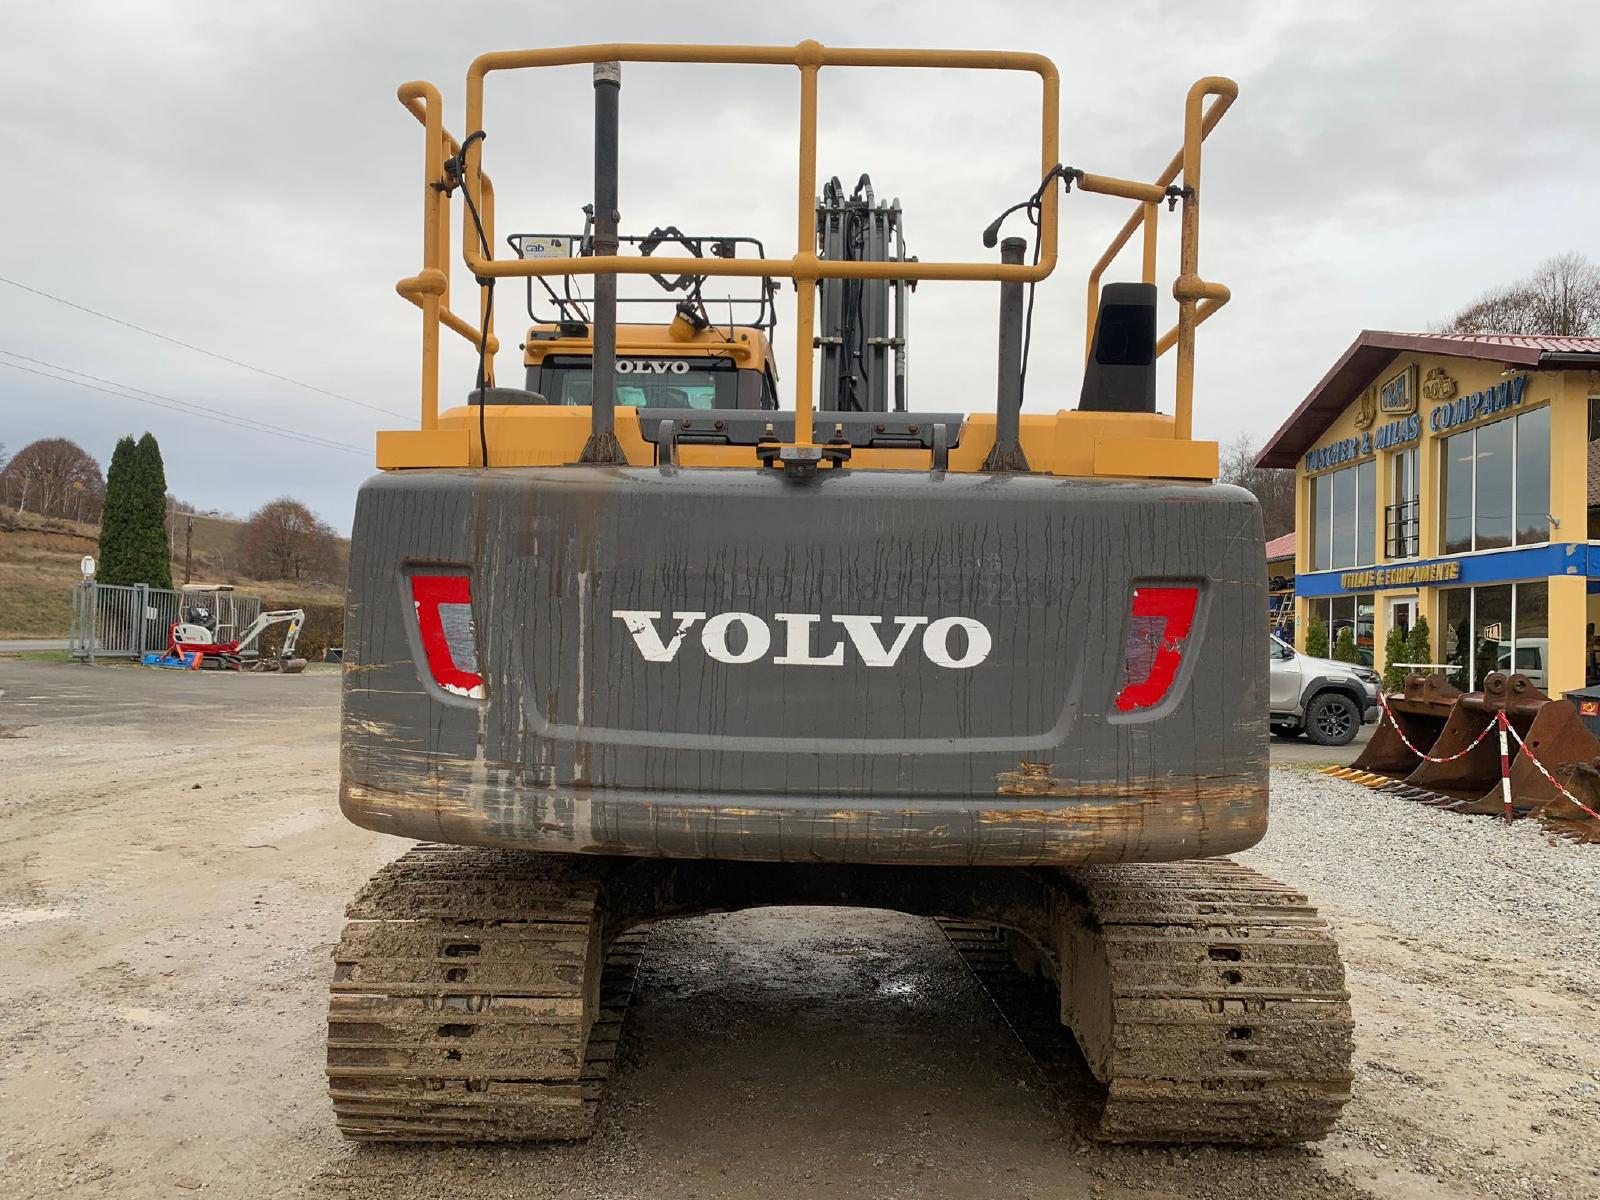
[{"xmin": 328, "ymin": 847, "xmax": 1352, "ymax": 1145}]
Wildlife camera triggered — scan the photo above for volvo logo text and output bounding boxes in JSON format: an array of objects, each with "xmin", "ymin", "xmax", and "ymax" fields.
[
  {"xmin": 614, "ymin": 359, "xmax": 691, "ymax": 375},
  {"xmin": 612, "ymin": 611, "xmax": 992, "ymax": 670}
]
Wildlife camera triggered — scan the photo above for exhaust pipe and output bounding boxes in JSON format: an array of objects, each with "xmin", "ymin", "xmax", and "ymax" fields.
[
  {"xmin": 580, "ymin": 61, "xmax": 628, "ymax": 464},
  {"xmin": 982, "ymin": 236, "xmax": 1029, "ymax": 472}
]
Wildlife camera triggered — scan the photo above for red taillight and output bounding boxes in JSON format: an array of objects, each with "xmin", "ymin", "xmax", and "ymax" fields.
[
  {"xmin": 1113, "ymin": 584, "xmax": 1200, "ymax": 714},
  {"xmin": 411, "ymin": 574, "xmax": 484, "ymax": 699}
]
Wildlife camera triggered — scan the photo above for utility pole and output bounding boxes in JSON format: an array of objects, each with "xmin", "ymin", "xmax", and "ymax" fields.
[{"xmin": 185, "ymin": 514, "xmax": 195, "ymax": 585}]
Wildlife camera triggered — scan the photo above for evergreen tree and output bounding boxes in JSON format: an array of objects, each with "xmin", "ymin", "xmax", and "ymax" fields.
[
  {"xmin": 1405, "ymin": 616, "xmax": 1432, "ymax": 674},
  {"xmin": 1304, "ymin": 613, "xmax": 1329, "ymax": 658},
  {"xmin": 96, "ymin": 436, "xmax": 139, "ymax": 585},
  {"xmin": 97, "ymin": 433, "xmax": 171, "ymax": 588},
  {"xmin": 131, "ymin": 433, "xmax": 173, "ymax": 589},
  {"xmin": 1381, "ymin": 624, "xmax": 1409, "ymax": 692},
  {"xmin": 1332, "ymin": 627, "xmax": 1359, "ymax": 663}
]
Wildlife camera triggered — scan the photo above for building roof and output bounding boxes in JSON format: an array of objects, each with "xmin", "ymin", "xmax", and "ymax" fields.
[
  {"xmin": 1255, "ymin": 331, "xmax": 1600, "ymax": 469},
  {"xmin": 1265, "ymin": 532, "xmax": 1295, "ymax": 563}
]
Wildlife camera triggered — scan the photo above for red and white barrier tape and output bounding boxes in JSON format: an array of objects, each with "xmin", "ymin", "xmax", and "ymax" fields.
[
  {"xmin": 1375, "ymin": 690, "xmax": 1497, "ymax": 763},
  {"xmin": 1502, "ymin": 722, "xmax": 1600, "ymax": 822}
]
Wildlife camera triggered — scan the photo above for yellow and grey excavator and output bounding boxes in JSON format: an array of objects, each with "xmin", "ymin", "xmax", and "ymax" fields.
[{"xmin": 326, "ymin": 42, "xmax": 1353, "ymax": 1147}]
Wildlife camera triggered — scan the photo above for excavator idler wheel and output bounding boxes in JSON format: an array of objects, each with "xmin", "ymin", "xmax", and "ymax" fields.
[{"xmin": 325, "ymin": 845, "xmax": 645, "ymax": 1142}]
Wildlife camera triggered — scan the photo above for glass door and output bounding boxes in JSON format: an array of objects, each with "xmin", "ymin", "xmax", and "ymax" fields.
[{"xmin": 1387, "ymin": 597, "xmax": 1418, "ymax": 673}]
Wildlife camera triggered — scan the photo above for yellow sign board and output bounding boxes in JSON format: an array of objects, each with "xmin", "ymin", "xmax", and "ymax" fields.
[{"xmin": 1338, "ymin": 561, "xmax": 1462, "ymax": 590}]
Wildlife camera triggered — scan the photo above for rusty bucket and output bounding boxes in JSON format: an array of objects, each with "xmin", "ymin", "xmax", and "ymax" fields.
[
  {"xmin": 1351, "ymin": 672, "xmax": 1461, "ymax": 778},
  {"xmin": 1481, "ymin": 694, "xmax": 1600, "ymax": 816},
  {"xmin": 1540, "ymin": 759, "xmax": 1600, "ymax": 843},
  {"xmin": 1403, "ymin": 673, "xmax": 1547, "ymax": 805}
]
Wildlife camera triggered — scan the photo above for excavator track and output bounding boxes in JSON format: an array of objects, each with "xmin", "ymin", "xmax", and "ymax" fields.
[
  {"xmin": 943, "ymin": 858, "xmax": 1353, "ymax": 1146},
  {"xmin": 326, "ymin": 845, "xmax": 647, "ymax": 1142}
]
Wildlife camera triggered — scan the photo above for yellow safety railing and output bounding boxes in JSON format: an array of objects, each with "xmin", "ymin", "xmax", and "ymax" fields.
[
  {"xmin": 1083, "ymin": 77, "xmax": 1237, "ymax": 441},
  {"xmin": 397, "ymin": 42, "xmax": 1237, "ymax": 449}
]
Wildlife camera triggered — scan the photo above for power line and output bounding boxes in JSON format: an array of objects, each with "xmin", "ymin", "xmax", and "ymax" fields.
[
  {"xmin": 0, "ymin": 350, "xmax": 364, "ymax": 453},
  {"xmin": 0, "ymin": 357, "xmax": 369, "ymax": 457},
  {"xmin": 0, "ymin": 274, "xmax": 408, "ymax": 419}
]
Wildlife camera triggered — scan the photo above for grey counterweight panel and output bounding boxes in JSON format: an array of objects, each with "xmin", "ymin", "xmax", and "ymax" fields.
[{"xmin": 340, "ymin": 467, "xmax": 1268, "ymax": 865}]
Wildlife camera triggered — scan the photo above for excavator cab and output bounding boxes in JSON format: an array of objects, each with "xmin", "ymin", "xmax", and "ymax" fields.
[{"xmin": 327, "ymin": 43, "xmax": 1354, "ymax": 1150}]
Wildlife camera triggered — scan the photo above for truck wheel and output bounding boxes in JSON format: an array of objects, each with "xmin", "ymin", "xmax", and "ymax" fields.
[{"xmin": 1303, "ymin": 692, "xmax": 1360, "ymax": 746}]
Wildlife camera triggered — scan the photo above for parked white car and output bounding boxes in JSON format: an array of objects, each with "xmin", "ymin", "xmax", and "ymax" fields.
[{"xmin": 1268, "ymin": 636, "xmax": 1381, "ymax": 746}]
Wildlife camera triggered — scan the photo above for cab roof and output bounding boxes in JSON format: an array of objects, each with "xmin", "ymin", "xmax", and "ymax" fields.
[{"xmin": 524, "ymin": 322, "xmax": 775, "ymax": 374}]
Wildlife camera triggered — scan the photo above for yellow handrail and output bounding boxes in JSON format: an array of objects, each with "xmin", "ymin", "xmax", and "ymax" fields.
[
  {"xmin": 396, "ymin": 82, "xmax": 499, "ymax": 430},
  {"xmin": 458, "ymin": 41, "xmax": 1061, "ymax": 447},
  {"xmin": 1083, "ymin": 76, "xmax": 1237, "ymax": 441},
  {"xmin": 396, "ymin": 44, "xmax": 1238, "ymax": 450}
]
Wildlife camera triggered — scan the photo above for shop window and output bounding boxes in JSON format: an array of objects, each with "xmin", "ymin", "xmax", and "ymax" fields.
[
  {"xmin": 1441, "ymin": 431, "xmax": 1474, "ymax": 554},
  {"xmin": 1443, "ymin": 587, "xmax": 1471, "ymax": 684},
  {"xmin": 1313, "ymin": 469, "xmax": 1332, "ymax": 571},
  {"xmin": 1471, "ymin": 584, "xmax": 1513, "ymax": 689},
  {"xmin": 1317, "ymin": 593, "xmax": 1375, "ymax": 665},
  {"xmin": 1474, "ymin": 420, "xmax": 1513, "ymax": 550},
  {"xmin": 1386, "ymin": 446, "xmax": 1419, "ymax": 559},
  {"xmin": 1438, "ymin": 408, "xmax": 1551, "ymax": 555},
  {"xmin": 1515, "ymin": 406, "xmax": 1550, "ymax": 545},
  {"xmin": 1309, "ymin": 460, "xmax": 1377, "ymax": 571},
  {"xmin": 1440, "ymin": 580, "xmax": 1549, "ymax": 691},
  {"xmin": 1588, "ymin": 397, "xmax": 1600, "ymax": 540},
  {"xmin": 1511, "ymin": 581, "xmax": 1549, "ymax": 687},
  {"xmin": 1357, "ymin": 458, "xmax": 1375, "ymax": 567}
]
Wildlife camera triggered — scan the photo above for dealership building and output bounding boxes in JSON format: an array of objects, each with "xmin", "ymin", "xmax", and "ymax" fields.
[{"xmin": 1257, "ymin": 332, "xmax": 1600, "ymax": 696}]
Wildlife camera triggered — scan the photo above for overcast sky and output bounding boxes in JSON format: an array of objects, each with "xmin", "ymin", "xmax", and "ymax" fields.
[{"xmin": 1, "ymin": 1, "xmax": 1595, "ymax": 533}]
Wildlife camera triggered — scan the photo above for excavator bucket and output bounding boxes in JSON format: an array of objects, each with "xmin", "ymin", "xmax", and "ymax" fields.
[
  {"xmin": 1484, "ymin": 695, "xmax": 1600, "ymax": 816},
  {"xmin": 1402, "ymin": 673, "xmax": 1545, "ymax": 807},
  {"xmin": 1541, "ymin": 759, "xmax": 1600, "ymax": 843},
  {"xmin": 281, "ymin": 657, "xmax": 308, "ymax": 674},
  {"xmin": 1350, "ymin": 672, "xmax": 1460, "ymax": 778}
]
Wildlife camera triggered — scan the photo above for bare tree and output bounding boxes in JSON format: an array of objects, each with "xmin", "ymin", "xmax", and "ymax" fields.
[
  {"xmin": 1438, "ymin": 252, "xmax": 1600, "ymax": 337},
  {"xmin": 1221, "ymin": 434, "xmax": 1295, "ymax": 540},
  {"xmin": 243, "ymin": 497, "xmax": 338, "ymax": 582},
  {"xmin": 0, "ymin": 437, "xmax": 105, "ymax": 522}
]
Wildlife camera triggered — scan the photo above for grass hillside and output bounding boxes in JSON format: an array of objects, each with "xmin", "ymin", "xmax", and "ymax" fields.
[{"xmin": 0, "ymin": 506, "xmax": 348, "ymax": 639}]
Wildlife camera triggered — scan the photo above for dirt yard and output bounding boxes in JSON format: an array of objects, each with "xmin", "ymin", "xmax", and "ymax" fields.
[{"xmin": 1, "ymin": 658, "xmax": 1596, "ymax": 1200}]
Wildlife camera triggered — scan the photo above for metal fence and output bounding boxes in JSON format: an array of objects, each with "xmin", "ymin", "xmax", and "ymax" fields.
[{"xmin": 69, "ymin": 581, "xmax": 262, "ymax": 662}]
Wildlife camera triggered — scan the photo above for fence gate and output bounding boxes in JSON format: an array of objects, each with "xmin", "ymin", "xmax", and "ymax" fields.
[{"xmin": 69, "ymin": 581, "xmax": 261, "ymax": 662}]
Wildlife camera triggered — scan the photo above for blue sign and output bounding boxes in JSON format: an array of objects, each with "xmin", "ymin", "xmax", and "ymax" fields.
[
  {"xmin": 1304, "ymin": 413, "xmax": 1420, "ymax": 472},
  {"xmin": 1430, "ymin": 374, "xmax": 1527, "ymax": 432},
  {"xmin": 1296, "ymin": 542, "xmax": 1596, "ymax": 598}
]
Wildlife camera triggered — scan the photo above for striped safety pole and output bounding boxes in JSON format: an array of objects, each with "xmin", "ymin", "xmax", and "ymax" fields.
[{"xmin": 1497, "ymin": 711, "xmax": 1513, "ymax": 824}]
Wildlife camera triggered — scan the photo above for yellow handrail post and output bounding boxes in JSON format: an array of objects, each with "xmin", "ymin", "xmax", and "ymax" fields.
[
  {"xmin": 398, "ymin": 81, "xmax": 445, "ymax": 431},
  {"xmin": 1172, "ymin": 77, "xmax": 1237, "ymax": 442},
  {"xmin": 479, "ymin": 174, "xmax": 496, "ymax": 388},
  {"xmin": 1141, "ymin": 201, "xmax": 1158, "ymax": 284},
  {"xmin": 793, "ymin": 47, "xmax": 821, "ymax": 447}
]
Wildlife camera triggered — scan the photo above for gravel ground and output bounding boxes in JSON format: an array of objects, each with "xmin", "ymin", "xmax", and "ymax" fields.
[
  {"xmin": 1241, "ymin": 767, "xmax": 1600, "ymax": 1200},
  {"xmin": 3, "ymin": 659, "xmax": 1598, "ymax": 1200},
  {"xmin": 1248, "ymin": 768, "xmax": 1600, "ymax": 990}
]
